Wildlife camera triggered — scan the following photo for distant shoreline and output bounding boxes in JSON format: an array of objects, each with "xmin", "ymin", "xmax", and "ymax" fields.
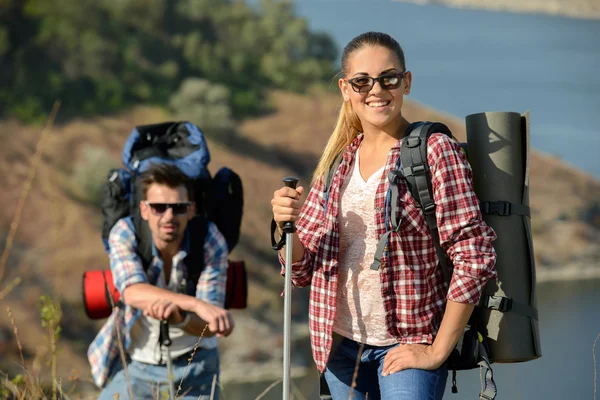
[
  {"xmin": 537, "ymin": 265, "xmax": 600, "ymax": 283},
  {"xmin": 393, "ymin": 0, "xmax": 600, "ymax": 20}
]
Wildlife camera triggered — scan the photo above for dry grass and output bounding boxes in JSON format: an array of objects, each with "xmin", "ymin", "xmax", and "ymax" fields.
[{"xmin": 0, "ymin": 101, "xmax": 60, "ymax": 287}]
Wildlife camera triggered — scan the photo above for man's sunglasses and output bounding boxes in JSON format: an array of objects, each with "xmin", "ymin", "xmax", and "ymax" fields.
[
  {"xmin": 346, "ymin": 71, "xmax": 407, "ymax": 93},
  {"xmin": 144, "ymin": 201, "xmax": 192, "ymax": 216}
]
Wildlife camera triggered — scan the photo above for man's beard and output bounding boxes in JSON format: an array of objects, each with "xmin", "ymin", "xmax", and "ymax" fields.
[{"xmin": 158, "ymin": 220, "xmax": 180, "ymax": 242}]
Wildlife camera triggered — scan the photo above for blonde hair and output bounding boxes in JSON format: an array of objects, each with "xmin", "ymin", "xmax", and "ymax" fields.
[
  {"xmin": 311, "ymin": 31, "xmax": 407, "ymax": 185},
  {"xmin": 312, "ymin": 99, "xmax": 362, "ymax": 184}
]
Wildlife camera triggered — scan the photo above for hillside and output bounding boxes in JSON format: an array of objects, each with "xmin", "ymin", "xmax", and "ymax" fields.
[{"xmin": 0, "ymin": 90, "xmax": 599, "ymax": 396}]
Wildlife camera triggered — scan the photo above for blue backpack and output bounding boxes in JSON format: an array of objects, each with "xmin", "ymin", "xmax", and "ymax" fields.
[{"xmin": 99, "ymin": 121, "xmax": 246, "ymax": 309}]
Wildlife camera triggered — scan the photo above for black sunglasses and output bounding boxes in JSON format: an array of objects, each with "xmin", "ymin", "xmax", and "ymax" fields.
[
  {"xmin": 144, "ymin": 201, "xmax": 192, "ymax": 216},
  {"xmin": 346, "ymin": 71, "xmax": 407, "ymax": 93}
]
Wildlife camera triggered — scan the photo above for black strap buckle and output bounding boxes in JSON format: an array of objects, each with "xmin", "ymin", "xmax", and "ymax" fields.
[
  {"xmin": 406, "ymin": 137, "xmax": 421, "ymax": 148},
  {"xmin": 422, "ymin": 201, "xmax": 436, "ymax": 214},
  {"xmin": 481, "ymin": 201, "xmax": 511, "ymax": 216},
  {"xmin": 402, "ymin": 163, "xmax": 426, "ymax": 177},
  {"xmin": 388, "ymin": 170, "xmax": 403, "ymax": 184},
  {"xmin": 483, "ymin": 295, "xmax": 513, "ymax": 312}
]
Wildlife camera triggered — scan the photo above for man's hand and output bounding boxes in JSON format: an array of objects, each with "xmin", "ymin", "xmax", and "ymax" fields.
[
  {"xmin": 143, "ymin": 299, "xmax": 185, "ymax": 325},
  {"xmin": 193, "ymin": 301, "xmax": 234, "ymax": 337},
  {"xmin": 382, "ymin": 344, "xmax": 446, "ymax": 376}
]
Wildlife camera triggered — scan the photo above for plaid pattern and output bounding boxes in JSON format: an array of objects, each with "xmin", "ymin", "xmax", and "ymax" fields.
[
  {"xmin": 87, "ymin": 216, "xmax": 228, "ymax": 388},
  {"xmin": 280, "ymin": 132, "xmax": 497, "ymax": 373}
]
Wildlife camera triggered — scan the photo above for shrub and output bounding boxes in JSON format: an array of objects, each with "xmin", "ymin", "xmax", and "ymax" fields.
[
  {"xmin": 69, "ymin": 145, "xmax": 118, "ymax": 208},
  {"xmin": 169, "ymin": 78, "xmax": 236, "ymax": 141}
]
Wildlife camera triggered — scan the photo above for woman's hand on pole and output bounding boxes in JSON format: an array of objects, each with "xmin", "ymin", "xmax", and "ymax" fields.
[{"xmin": 271, "ymin": 185, "xmax": 305, "ymax": 234}]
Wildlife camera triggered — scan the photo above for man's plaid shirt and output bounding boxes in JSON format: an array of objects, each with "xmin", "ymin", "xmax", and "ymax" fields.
[
  {"xmin": 280, "ymin": 132, "xmax": 497, "ymax": 373},
  {"xmin": 87, "ymin": 216, "xmax": 228, "ymax": 388}
]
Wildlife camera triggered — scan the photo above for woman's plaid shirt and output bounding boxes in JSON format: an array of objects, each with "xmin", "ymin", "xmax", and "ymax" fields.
[{"xmin": 280, "ymin": 132, "xmax": 497, "ymax": 373}]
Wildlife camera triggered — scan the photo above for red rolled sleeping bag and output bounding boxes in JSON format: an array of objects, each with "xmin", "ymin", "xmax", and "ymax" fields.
[
  {"xmin": 82, "ymin": 270, "xmax": 121, "ymax": 319},
  {"xmin": 82, "ymin": 261, "xmax": 247, "ymax": 320}
]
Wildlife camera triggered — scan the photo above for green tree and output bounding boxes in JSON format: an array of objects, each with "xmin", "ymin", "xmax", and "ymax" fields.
[{"xmin": 0, "ymin": 0, "xmax": 338, "ymax": 122}]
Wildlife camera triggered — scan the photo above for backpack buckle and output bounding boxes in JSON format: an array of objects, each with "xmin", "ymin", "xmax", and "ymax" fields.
[
  {"xmin": 388, "ymin": 170, "xmax": 403, "ymax": 184},
  {"xmin": 406, "ymin": 137, "xmax": 421, "ymax": 148},
  {"xmin": 402, "ymin": 164, "xmax": 426, "ymax": 177},
  {"xmin": 423, "ymin": 202, "xmax": 436, "ymax": 214},
  {"xmin": 483, "ymin": 295, "xmax": 513, "ymax": 312},
  {"xmin": 481, "ymin": 201, "xmax": 511, "ymax": 216}
]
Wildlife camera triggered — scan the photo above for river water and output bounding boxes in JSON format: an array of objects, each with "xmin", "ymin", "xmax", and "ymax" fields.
[
  {"xmin": 292, "ymin": 0, "xmax": 600, "ymax": 178},
  {"xmin": 223, "ymin": 278, "xmax": 600, "ymax": 399}
]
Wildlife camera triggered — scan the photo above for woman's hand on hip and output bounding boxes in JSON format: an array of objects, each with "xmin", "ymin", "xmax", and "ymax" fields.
[{"xmin": 382, "ymin": 344, "xmax": 446, "ymax": 376}]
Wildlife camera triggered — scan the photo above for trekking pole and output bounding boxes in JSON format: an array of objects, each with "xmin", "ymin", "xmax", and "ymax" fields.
[
  {"xmin": 281, "ymin": 176, "xmax": 299, "ymax": 400},
  {"xmin": 160, "ymin": 320, "xmax": 176, "ymax": 400}
]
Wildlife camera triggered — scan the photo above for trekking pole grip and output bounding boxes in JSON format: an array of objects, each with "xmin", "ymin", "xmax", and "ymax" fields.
[
  {"xmin": 282, "ymin": 177, "xmax": 299, "ymax": 234},
  {"xmin": 160, "ymin": 320, "xmax": 172, "ymax": 347}
]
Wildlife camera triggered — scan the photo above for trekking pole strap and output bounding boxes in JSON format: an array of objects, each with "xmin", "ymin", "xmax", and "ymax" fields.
[{"xmin": 271, "ymin": 218, "xmax": 286, "ymax": 250}]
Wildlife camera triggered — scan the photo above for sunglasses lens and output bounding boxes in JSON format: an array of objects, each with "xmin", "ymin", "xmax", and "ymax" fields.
[
  {"xmin": 380, "ymin": 74, "xmax": 401, "ymax": 89},
  {"xmin": 171, "ymin": 204, "xmax": 189, "ymax": 215},
  {"xmin": 150, "ymin": 204, "xmax": 168, "ymax": 214},
  {"xmin": 350, "ymin": 77, "xmax": 373, "ymax": 93}
]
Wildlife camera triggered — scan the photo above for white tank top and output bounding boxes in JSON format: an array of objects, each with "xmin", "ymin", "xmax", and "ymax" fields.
[{"xmin": 333, "ymin": 146, "xmax": 397, "ymax": 346}]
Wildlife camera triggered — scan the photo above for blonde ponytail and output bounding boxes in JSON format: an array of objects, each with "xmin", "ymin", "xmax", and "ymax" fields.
[{"xmin": 312, "ymin": 100, "xmax": 362, "ymax": 185}]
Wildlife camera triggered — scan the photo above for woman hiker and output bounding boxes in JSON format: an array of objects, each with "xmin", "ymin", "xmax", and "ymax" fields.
[{"xmin": 270, "ymin": 31, "xmax": 497, "ymax": 400}]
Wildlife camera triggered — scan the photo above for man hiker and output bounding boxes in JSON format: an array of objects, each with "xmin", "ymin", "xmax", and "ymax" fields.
[{"xmin": 88, "ymin": 163, "xmax": 234, "ymax": 400}]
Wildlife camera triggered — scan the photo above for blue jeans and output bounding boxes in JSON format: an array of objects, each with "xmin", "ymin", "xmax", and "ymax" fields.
[
  {"xmin": 323, "ymin": 333, "xmax": 448, "ymax": 400},
  {"xmin": 98, "ymin": 347, "xmax": 220, "ymax": 400}
]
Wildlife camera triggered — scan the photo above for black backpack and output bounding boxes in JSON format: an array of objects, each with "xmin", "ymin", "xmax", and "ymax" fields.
[{"xmin": 100, "ymin": 121, "xmax": 246, "ymax": 309}]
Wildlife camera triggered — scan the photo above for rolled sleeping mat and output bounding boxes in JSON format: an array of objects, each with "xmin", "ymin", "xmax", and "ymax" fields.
[
  {"xmin": 465, "ymin": 111, "xmax": 542, "ymax": 363},
  {"xmin": 82, "ymin": 270, "xmax": 121, "ymax": 320}
]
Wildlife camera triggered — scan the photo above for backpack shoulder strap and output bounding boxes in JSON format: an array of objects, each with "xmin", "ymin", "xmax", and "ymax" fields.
[
  {"xmin": 183, "ymin": 217, "xmax": 209, "ymax": 294},
  {"xmin": 400, "ymin": 121, "xmax": 453, "ymax": 283},
  {"xmin": 323, "ymin": 152, "xmax": 343, "ymax": 216},
  {"xmin": 133, "ymin": 212, "xmax": 154, "ymax": 270}
]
